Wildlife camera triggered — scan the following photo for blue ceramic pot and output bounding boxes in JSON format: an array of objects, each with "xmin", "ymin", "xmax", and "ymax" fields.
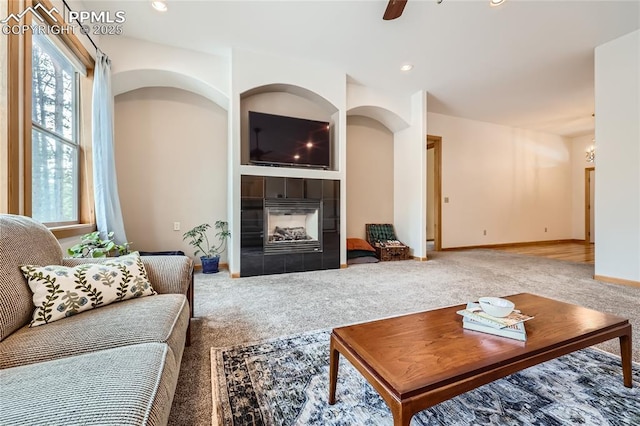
[{"xmin": 200, "ymin": 255, "xmax": 220, "ymax": 274}]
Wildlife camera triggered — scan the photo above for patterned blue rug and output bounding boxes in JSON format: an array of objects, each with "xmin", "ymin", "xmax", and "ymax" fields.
[{"xmin": 211, "ymin": 330, "xmax": 640, "ymax": 425}]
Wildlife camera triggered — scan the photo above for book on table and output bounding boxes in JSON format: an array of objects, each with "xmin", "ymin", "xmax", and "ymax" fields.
[
  {"xmin": 456, "ymin": 302, "xmax": 534, "ymax": 329},
  {"xmin": 463, "ymin": 316, "xmax": 527, "ymax": 341},
  {"xmin": 458, "ymin": 302, "xmax": 529, "ymax": 341}
]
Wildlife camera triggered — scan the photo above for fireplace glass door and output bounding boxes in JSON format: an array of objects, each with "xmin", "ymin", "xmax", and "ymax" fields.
[{"xmin": 264, "ymin": 199, "xmax": 322, "ymax": 254}]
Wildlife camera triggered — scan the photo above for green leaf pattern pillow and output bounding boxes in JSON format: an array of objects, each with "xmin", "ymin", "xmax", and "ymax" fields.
[{"xmin": 21, "ymin": 252, "xmax": 156, "ymax": 327}]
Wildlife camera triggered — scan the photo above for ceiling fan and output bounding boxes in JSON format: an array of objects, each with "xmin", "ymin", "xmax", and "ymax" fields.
[
  {"xmin": 384, "ymin": 0, "xmax": 502, "ymax": 20},
  {"xmin": 383, "ymin": 0, "xmax": 408, "ymax": 20},
  {"xmin": 384, "ymin": 0, "xmax": 444, "ymax": 20}
]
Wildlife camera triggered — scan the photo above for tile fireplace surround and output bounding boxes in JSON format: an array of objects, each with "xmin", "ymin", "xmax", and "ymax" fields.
[{"xmin": 240, "ymin": 175, "xmax": 340, "ymax": 277}]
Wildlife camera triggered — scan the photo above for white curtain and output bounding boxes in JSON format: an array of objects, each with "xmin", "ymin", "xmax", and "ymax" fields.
[{"xmin": 92, "ymin": 50, "xmax": 127, "ymax": 244}]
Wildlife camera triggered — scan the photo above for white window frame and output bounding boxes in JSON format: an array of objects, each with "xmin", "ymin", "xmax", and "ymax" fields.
[{"xmin": 30, "ymin": 32, "xmax": 83, "ymax": 226}]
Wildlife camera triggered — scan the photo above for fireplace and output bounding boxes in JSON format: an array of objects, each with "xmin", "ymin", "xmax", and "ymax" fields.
[
  {"xmin": 264, "ymin": 199, "xmax": 322, "ymax": 254},
  {"xmin": 240, "ymin": 176, "xmax": 340, "ymax": 277}
]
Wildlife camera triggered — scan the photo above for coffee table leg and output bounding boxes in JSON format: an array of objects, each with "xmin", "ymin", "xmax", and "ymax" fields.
[
  {"xmin": 620, "ymin": 329, "xmax": 633, "ymax": 388},
  {"xmin": 329, "ymin": 336, "xmax": 340, "ymax": 404},
  {"xmin": 393, "ymin": 408, "xmax": 413, "ymax": 426}
]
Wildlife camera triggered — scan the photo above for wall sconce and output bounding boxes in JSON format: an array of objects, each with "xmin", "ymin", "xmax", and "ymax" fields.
[{"xmin": 586, "ymin": 146, "xmax": 595, "ymax": 163}]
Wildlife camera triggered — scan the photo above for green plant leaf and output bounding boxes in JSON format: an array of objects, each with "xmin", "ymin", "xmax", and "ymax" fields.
[
  {"xmin": 68, "ymin": 230, "xmax": 129, "ymax": 258},
  {"xmin": 183, "ymin": 221, "xmax": 230, "ymax": 257}
]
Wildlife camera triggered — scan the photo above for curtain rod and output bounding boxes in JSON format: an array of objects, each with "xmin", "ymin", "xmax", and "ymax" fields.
[{"xmin": 60, "ymin": 0, "xmax": 99, "ymax": 52}]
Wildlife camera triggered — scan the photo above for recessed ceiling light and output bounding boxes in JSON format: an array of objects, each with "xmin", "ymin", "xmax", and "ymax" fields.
[
  {"xmin": 490, "ymin": 0, "xmax": 506, "ymax": 6},
  {"xmin": 400, "ymin": 64, "xmax": 413, "ymax": 72},
  {"xmin": 151, "ymin": 1, "xmax": 168, "ymax": 12}
]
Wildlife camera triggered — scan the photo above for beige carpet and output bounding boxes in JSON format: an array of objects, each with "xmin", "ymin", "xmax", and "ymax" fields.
[{"xmin": 168, "ymin": 249, "xmax": 640, "ymax": 425}]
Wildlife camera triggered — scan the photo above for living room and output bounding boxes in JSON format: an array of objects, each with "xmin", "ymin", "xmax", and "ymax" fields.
[
  {"xmin": 1, "ymin": 0, "xmax": 639, "ymax": 425},
  {"xmin": 89, "ymin": 2, "xmax": 638, "ymax": 285}
]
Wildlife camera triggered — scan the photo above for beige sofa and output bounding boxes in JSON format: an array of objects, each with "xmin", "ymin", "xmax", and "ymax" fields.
[{"xmin": 0, "ymin": 214, "xmax": 193, "ymax": 425}]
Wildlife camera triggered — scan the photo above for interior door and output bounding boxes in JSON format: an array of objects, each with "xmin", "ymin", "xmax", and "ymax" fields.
[
  {"xmin": 426, "ymin": 147, "xmax": 435, "ymax": 240},
  {"xmin": 589, "ymin": 169, "xmax": 595, "ymax": 243},
  {"xmin": 426, "ymin": 136, "xmax": 442, "ymax": 251}
]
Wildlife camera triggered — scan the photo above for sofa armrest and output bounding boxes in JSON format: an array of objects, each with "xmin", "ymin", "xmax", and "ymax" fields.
[{"xmin": 62, "ymin": 255, "xmax": 194, "ymax": 296}]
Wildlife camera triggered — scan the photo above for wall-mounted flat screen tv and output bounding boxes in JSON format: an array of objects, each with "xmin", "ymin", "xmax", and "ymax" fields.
[{"xmin": 249, "ymin": 111, "xmax": 331, "ymax": 169}]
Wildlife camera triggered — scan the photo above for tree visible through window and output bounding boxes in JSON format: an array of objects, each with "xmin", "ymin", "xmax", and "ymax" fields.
[{"xmin": 31, "ymin": 33, "xmax": 79, "ymax": 224}]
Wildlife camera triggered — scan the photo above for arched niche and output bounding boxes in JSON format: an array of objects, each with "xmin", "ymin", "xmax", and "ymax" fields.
[
  {"xmin": 112, "ymin": 86, "xmax": 229, "ymax": 259},
  {"xmin": 347, "ymin": 105, "xmax": 409, "ymax": 133},
  {"xmin": 112, "ymin": 69, "xmax": 229, "ymax": 111},
  {"xmin": 241, "ymin": 84, "xmax": 338, "ymax": 114},
  {"xmin": 240, "ymin": 84, "xmax": 339, "ymax": 169}
]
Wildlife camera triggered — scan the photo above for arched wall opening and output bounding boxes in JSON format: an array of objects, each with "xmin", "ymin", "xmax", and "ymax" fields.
[
  {"xmin": 240, "ymin": 84, "xmax": 339, "ymax": 170},
  {"xmin": 347, "ymin": 105, "xmax": 409, "ymax": 133},
  {"xmin": 345, "ymin": 106, "xmax": 409, "ymax": 239},
  {"xmin": 346, "ymin": 115, "xmax": 395, "ymax": 239},
  {"xmin": 113, "ymin": 86, "xmax": 228, "ymax": 262},
  {"xmin": 112, "ymin": 69, "xmax": 229, "ymax": 111}
]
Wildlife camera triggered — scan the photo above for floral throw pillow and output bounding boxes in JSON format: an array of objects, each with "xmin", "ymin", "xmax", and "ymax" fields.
[{"xmin": 20, "ymin": 252, "xmax": 156, "ymax": 327}]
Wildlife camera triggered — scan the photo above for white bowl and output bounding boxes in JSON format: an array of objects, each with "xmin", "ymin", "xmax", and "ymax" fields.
[{"xmin": 478, "ymin": 297, "xmax": 515, "ymax": 318}]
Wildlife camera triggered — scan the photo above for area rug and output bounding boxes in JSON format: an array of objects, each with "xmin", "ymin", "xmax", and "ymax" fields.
[{"xmin": 211, "ymin": 330, "xmax": 640, "ymax": 426}]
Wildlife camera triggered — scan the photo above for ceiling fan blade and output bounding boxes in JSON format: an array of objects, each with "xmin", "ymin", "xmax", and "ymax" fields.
[{"xmin": 383, "ymin": 0, "xmax": 408, "ymax": 20}]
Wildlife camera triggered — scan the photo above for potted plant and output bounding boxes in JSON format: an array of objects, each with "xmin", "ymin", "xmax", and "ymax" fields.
[
  {"xmin": 67, "ymin": 231, "xmax": 130, "ymax": 258},
  {"xmin": 182, "ymin": 221, "xmax": 230, "ymax": 274}
]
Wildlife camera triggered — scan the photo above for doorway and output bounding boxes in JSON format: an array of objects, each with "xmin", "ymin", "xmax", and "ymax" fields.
[
  {"xmin": 584, "ymin": 167, "xmax": 595, "ymax": 244},
  {"xmin": 426, "ymin": 136, "xmax": 442, "ymax": 251}
]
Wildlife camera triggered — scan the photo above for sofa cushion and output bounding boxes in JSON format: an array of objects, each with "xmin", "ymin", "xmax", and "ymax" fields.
[
  {"xmin": 21, "ymin": 252, "xmax": 157, "ymax": 327},
  {"xmin": 0, "ymin": 294, "xmax": 188, "ymax": 369},
  {"xmin": 346, "ymin": 237, "xmax": 376, "ymax": 252},
  {"xmin": 63, "ymin": 254, "xmax": 193, "ymax": 295},
  {"xmin": 0, "ymin": 214, "xmax": 63, "ymax": 341},
  {"xmin": 0, "ymin": 342, "xmax": 179, "ymax": 426}
]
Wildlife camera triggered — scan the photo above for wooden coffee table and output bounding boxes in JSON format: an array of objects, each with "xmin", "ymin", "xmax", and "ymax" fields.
[{"xmin": 328, "ymin": 293, "xmax": 632, "ymax": 426}]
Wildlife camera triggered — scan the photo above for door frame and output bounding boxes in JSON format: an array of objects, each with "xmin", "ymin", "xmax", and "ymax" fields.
[
  {"xmin": 584, "ymin": 166, "xmax": 595, "ymax": 244},
  {"xmin": 427, "ymin": 135, "xmax": 442, "ymax": 251}
]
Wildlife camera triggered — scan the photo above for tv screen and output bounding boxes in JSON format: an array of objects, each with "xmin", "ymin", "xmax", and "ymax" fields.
[{"xmin": 249, "ymin": 111, "xmax": 331, "ymax": 169}]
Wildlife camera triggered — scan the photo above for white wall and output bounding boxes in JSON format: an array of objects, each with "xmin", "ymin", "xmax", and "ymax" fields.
[
  {"xmin": 570, "ymin": 134, "xmax": 596, "ymax": 240},
  {"xmin": 594, "ymin": 30, "xmax": 640, "ymax": 283},
  {"xmin": 100, "ymin": 39, "xmax": 350, "ymax": 273},
  {"xmin": 113, "ymin": 87, "xmax": 228, "ymax": 263},
  {"xmin": 94, "ymin": 34, "xmax": 613, "ymax": 274},
  {"xmin": 101, "ymin": 36, "xmax": 229, "ymax": 109},
  {"xmin": 427, "ymin": 112, "xmax": 573, "ymax": 248},
  {"xmin": 346, "ymin": 116, "xmax": 394, "ymax": 239},
  {"xmin": 347, "ymin": 84, "xmax": 411, "ymax": 132},
  {"xmin": 394, "ymin": 91, "xmax": 427, "ymax": 258}
]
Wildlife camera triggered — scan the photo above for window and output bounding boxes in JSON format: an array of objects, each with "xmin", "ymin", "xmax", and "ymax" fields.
[
  {"xmin": 31, "ymin": 33, "xmax": 80, "ymax": 225},
  {"xmin": 3, "ymin": 0, "xmax": 95, "ymax": 236}
]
